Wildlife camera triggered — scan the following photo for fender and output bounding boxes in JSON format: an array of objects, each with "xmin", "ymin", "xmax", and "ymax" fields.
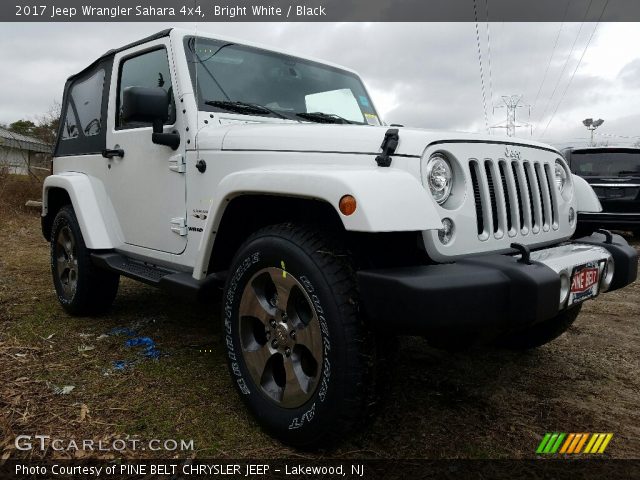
[
  {"xmin": 572, "ymin": 174, "xmax": 602, "ymax": 213},
  {"xmin": 43, "ymin": 173, "xmax": 117, "ymax": 249},
  {"xmin": 192, "ymin": 165, "xmax": 442, "ymax": 279}
]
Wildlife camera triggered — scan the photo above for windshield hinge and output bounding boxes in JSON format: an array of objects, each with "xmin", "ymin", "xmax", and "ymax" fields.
[
  {"xmin": 375, "ymin": 128, "xmax": 399, "ymax": 167},
  {"xmin": 169, "ymin": 154, "xmax": 186, "ymax": 174},
  {"xmin": 170, "ymin": 217, "xmax": 187, "ymax": 236}
]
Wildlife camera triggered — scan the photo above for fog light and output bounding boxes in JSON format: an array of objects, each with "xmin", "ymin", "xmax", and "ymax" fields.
[
  {"xmin": 601, "ymin": 257, "xmax": 615, "ymax": 292},
  {"xmin": 569, "ymin": 208, "xmax": 576, "ymax": 225},
  {"xmin": 438, "ymin": 218, "xmax": 454, "ymax": 245},
  {"xmin": 559, "ymin": 271, "xmax": 570, "ymax": 306}
]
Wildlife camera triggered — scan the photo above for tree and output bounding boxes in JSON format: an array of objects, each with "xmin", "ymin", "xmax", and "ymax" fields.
[
  {"xmin": 8, "ymin": 119, "xmax": 37, "ymax": 137},
  {"xmin": 7, "ymin": 101, "xmax": 61, "ymax": 145}
]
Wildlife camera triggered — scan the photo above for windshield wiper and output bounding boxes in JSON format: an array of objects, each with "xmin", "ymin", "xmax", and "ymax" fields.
[
  {"xmin": 296, "ymin": 111, "xmax": 356, "ymax": 124},
  {"xmin": 617, "ymin": 170, "xmax": 640, "ymax": 175},
  {"xmin": 205, "ymin": 100, "xmax": 291, "ymax": 120}
]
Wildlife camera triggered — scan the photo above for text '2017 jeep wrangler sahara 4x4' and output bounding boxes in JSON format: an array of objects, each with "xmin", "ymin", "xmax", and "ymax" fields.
[{"xmin": 43, "ymin": 28, "xmax": 637, "ymax": 448}]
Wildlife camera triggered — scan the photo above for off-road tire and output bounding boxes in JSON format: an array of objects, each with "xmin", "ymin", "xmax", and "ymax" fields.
[
  {"xmin": 50, "ymin": 205, "xmax": 119, "ymax": 315},
  {"xmin": 222, "ymin": 223, "xmax": 375, "ymax": 448},
  {"xmin": 496, "ymin": 304, "xmax": 583, "ymax": 350}
]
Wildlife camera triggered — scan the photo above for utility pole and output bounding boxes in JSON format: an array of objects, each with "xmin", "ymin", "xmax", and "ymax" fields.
[
  {"xmin": 582, "ymin": 118, "xmax": 604, "ymax": 147},
  {"xmin": 491, "ymin": 95, "xmax": 531, "ymax": 137}
]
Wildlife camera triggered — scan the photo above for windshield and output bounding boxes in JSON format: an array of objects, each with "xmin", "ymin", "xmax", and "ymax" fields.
[
  {"xmin": 570, "ymin": 149, "xmax": 640, "ymax": 177},
  {"xmin": 184, "ymin": 36, "xmax": 380, "ymax": 125}
]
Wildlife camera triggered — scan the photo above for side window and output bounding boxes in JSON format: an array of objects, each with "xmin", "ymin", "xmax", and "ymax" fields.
[
  {"xmin": 117, "ymin": 48, "xmax": 175, "ymax": 129},
  {"xmin": 61, "ymin": 107, "xmax": 79, "ymax": 140},
  {"xmin": 62, "ymin": 69, "xmax": 105, "ymax": 140}
]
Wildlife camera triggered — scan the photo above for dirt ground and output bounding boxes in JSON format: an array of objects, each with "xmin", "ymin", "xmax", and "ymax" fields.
[{"xmin": 1, "ymin": 202, "xmax": 639, "ymax": 460}]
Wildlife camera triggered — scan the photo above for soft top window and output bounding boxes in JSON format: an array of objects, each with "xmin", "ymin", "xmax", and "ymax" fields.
[
  {"xmin": 55, "ymin": 57, "xmax": 112, "ymax": 157},
  {"xmin": 69, "ymin": 70, "xmax": 105, "ymax": 137}
]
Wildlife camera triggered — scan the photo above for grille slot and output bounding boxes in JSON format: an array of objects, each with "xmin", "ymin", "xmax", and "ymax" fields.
[
  {"xmin": 535, "ymin": 162, "xmax": 553, "ymax": 230},
  {"xmin": 470, "ymin": 161, "xmax": 484, "ymax": 235},
  {"xmin": 499, "ymin": 161, "xmax": 513, "ymax": 232},
  {"xmin": 470, "ymin": 158, "xmax": 557, "ymax": 239},
  {"xmin": 511, "ymin": 162, "xmax": 525, "ymax": 230},
  {"xmin": 544, "ymin": 162, "xmax": 559, "ymax": 227},
  {"xmin": 485, "ymin": 161, "xmax": 499, "ymax": 233}
]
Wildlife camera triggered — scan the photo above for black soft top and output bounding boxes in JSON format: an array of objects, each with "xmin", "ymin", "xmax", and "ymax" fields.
[
  {"xmin": 66, "ymin": 28, "xmax": 172, "ymax": 83},
  {"xmin": 54, "ymin": 29, "xmax": 173, "ymax": 157}
]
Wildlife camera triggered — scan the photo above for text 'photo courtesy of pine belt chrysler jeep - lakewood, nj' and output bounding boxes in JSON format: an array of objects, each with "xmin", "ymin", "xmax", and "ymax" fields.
[{"xmin": 42, "ymin": 28, "xmax": 638, "ymax": 448}]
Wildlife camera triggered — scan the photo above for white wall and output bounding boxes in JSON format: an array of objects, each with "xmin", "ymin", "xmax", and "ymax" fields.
[{"xmin": 0, "ymin": 146, "xmax": 30, "ymax": 175}]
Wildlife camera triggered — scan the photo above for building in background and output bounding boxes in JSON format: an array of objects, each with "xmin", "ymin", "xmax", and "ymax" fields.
[{"xmin": 0, "ymin": 126, "xmax": 52, "ymax": 175}]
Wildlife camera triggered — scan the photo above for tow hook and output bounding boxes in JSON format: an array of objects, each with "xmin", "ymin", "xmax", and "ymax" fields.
[
  {"xmin": 511, "ymin": 243, "xmax": 532, "ymax": 265},
  {"xmin": 596, "ymin": 229, "xmax": 613, "ymax": 244}
]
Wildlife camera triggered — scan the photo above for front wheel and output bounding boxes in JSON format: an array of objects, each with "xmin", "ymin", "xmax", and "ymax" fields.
[
  {"xmin": 222, "ymin": 224, "xmax": 375, "ymax": 448},
  {"xmin": 496, "ymin": 305, "xmax": 582, "ymax": 350}
]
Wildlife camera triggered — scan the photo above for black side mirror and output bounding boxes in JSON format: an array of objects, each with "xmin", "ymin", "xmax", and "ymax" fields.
[{"xmin": 121, "ymin": 86, "xmax": 180, "ymax": 150}]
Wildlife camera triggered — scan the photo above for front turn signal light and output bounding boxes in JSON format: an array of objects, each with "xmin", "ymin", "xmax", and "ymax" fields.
[{"xmin": 339, "ymin": 195, "xmax": 357, "ymax": 216}]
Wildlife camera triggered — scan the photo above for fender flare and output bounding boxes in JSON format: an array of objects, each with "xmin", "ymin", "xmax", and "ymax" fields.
[
  {"xmin": 42, "ymin": 173, "xmax": 117, "ymax": 249},
  {"xmin": 572, "ymin": 174, "xmax": 602, "ymax": 213},
  {"xmin": 193, "ymin": 166, "xmax": 442, "ymax": 278}
]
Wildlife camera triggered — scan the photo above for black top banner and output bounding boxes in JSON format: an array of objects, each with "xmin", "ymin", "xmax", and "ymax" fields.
[{"xmin": 4, "ymin": 0, "xmax": 640, "ymax": 22}]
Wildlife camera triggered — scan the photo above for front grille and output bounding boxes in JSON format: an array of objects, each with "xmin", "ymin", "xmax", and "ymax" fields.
[{"xmin": 469, "ymin": 158, "xmax": 559, "ymax": 240}]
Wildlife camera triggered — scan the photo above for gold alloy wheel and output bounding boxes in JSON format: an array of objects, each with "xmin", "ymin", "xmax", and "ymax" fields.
[
  {"xmin": 55, "ymin": 225, "xmax": 79, "ymax": 299},
  {"xmin": 238, "ymin": 267, "xmax": 324, "ymax": 408}
]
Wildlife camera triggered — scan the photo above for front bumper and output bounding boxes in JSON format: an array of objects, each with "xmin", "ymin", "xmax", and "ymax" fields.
[{"xmin": 357, "ymin": 233, "xmax": 637, "ymax": 336}]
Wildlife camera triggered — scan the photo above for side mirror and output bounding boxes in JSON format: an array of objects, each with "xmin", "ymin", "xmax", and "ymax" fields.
[{"xmin": 121, "ymin": 86, "xmax": 180, "ymax": 150}]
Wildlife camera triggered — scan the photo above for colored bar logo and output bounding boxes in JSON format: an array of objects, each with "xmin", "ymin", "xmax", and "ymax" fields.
[{"xmin": 536, "ymin": 433, "xmax": 613, "ymax": 454}]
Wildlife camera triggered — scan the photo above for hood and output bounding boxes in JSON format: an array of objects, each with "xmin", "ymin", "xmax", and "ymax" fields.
[{"xmin": 195, "ymin": 122, "xmax": 558, "ymax": 158}]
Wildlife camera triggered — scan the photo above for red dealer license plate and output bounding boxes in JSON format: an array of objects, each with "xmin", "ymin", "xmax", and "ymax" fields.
[{"xmin": 568, "ymin": 262, "xmax": 600, "ymax": 306}]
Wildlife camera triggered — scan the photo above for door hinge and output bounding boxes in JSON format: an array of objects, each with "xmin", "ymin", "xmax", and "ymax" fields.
[
  {"xmin": 169, "ymin": 154, "xmax": 186, "ymax": 173},
  {"xmin": 170, "ymin": 217, "xmax": 187, "ymax": 236}
]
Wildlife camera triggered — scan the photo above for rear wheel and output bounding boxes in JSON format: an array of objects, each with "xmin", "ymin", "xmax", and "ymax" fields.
[
  {"xmin": 496, "ymin": 305, "xmax": 582, "ymax": 350},
  {"xmin": 51, "ymin": 205, "xmax": 119, "ymax": 315},
  {"xmin": 222, "ymin": 224, "xmax": 375, "ymax": 448}
]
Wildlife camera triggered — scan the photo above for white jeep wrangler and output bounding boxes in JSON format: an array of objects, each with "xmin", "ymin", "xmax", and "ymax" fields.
[{"xmin": 43, "ymin": 28, "xmax": 637, "ymax": 448}]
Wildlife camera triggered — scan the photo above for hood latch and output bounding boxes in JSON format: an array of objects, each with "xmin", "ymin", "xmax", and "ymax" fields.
[{"xmin": 375, "ymin": 128, "xmax": 399, "ymax": 167}]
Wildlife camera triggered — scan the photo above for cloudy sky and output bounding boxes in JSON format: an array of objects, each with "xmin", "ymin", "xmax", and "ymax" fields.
[{"xmin": 1, "ymin": 22, "xmax": 640, "ymax": 148}]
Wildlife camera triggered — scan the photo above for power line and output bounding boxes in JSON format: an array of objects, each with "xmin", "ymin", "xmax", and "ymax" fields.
[
  {"xmin": 533, "ymin": 0, "xmax": 593, "ymax": 134},
  {"xmin": 539, "ymin": 0, "xmax": 609, "ymax": 139},
  {"xmin": 485, "ymin": 0, "xmax": 495, "ymax": 110},
  {"xmin": 473, "ymin": 0, "xmax": 490, "ymax": 133},
  {"xmin": 531, "ymin": 1, "xmax": 571, "ymax": 110},
  {"xmin": 595, "ymin": 131, "xmax": 640, "ymax": 140}
]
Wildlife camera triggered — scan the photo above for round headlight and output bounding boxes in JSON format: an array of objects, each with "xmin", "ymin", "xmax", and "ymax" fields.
[
  {"xmin": 555, "ymin": 160, "xmax": 568, "ymax": 192},
  {"xmin": 426, "ymin": 154, "xmax": 453, "ymax": 205}
]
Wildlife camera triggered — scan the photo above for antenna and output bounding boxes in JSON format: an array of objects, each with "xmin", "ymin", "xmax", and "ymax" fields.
[{"xmin": 491, "ymin": 95, "xmax": 531, "ymax": 137}]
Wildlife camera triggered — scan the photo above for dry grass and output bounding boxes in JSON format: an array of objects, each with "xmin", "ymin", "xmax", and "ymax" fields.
[
  {"xmin": 0, "ymin": 195, "xmax": 639, "ymax": 460},
  {"xmin": 0, "ymin": 173, "xmax": 45, "ymax": 218}
]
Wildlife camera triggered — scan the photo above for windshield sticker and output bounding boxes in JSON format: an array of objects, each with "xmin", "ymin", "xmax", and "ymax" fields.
[
  {"xmin": 359, "ymin": 95, "xmax": 370, "ymax": 107},
  {"xmin": 364, "ymin": 113, "xmax": 380, "ymax": 126}
]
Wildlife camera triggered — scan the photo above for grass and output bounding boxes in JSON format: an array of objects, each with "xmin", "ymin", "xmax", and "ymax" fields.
[{"xmin": 1, "ymin": 174, "xmax": 639, "ymax": 459}]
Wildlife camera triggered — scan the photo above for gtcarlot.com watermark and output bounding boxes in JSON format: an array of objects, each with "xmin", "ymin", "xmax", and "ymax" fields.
[{"xmin": 14, "ymin": 435, "xmax": 194, "ymax": 453}]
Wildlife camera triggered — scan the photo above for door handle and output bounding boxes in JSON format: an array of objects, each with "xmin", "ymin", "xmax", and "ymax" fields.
[{"xmin": 102, "ymin": 148, "xmax": 125, "ymax": 159}]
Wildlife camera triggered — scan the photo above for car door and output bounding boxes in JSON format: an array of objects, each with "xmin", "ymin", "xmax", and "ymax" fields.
[{"xmin": 105, "ymin": 39, "xmax": 187, "ymax": 255}]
